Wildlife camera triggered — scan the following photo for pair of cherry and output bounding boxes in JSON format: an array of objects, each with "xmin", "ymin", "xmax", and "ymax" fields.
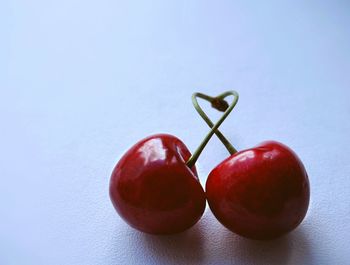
[{"xmin": 109, "ymin": 91, "xmax": 310, "ymax": 240}]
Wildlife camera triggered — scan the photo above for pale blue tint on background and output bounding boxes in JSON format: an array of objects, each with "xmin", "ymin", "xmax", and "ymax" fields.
[{"xmin": 0, "ymin": 0, "xmax": 349, "ymax": 264}]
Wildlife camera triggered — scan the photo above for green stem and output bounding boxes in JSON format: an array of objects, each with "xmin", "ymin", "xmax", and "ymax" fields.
[
  {"xmin": 186, "ymin": 90, "xmax": 239, "ymax": 168},
  {"xmin": 192, "ymin": 92, "xmax": 237, "ymax": 154}
]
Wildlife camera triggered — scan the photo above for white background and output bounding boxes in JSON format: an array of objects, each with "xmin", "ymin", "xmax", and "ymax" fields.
[{"xmin": 1, "ymin": 0, "xmax": 350, "ymax": 264}]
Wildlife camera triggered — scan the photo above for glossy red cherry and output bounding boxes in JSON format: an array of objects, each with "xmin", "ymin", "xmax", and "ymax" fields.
[
  {"xmin": 109, "ymin": 134, "xmax": 206, "ymax": 234},
  {"xmin": 206, "ymin": 141, "xmax": 310, "ymax": 240}
]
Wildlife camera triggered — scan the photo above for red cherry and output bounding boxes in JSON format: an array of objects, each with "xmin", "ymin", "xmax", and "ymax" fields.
[
  {"xmin": 206, "ymin": 141, "xmax": 310, "ymax": 240},
  {"xmin": 109, "ymin": 134, "xmax": 206, "ymax": 234}
]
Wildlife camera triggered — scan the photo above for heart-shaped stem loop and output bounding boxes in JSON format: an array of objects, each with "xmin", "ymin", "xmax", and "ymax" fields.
[{"xmin": 186, "ymin": 90, "xmax": 239, "ymax": 168}]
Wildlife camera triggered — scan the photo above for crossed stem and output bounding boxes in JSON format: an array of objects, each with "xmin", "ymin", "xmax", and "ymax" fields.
[{"xmin": 186, "ymin": 90, "xmax": 239, "ymax": 168}]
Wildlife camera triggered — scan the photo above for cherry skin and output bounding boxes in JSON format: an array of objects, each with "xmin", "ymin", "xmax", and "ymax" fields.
[
  {"xmin": 109, "ymin": 134, "xmax": 206, "ymax": 234},
  {"xmin": 206, "ymin": 141, "xmax": 310, "ymax": 240}
]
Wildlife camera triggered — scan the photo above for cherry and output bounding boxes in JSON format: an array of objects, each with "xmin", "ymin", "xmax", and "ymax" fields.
[
  {"xmin": 109, "ymin": 134, "xmax": 205, "ymax": 234},
  {"xmin": 206, "ymin": 141, "xmax": 310, "ymax": 240},
  {"xmin": 192, "ymin": 91, "xmax": 310, "ymax": 240},
  {"xmin": 109, "ymin": 92, "xmax": 238, "ymax": 234}
]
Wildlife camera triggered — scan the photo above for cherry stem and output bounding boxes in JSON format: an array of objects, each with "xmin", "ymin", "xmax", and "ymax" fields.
[
  {"xmin": 186, "ymin": 90, "xmax": 239, "ymax": 168},
  {"xmin": 192, "ymin": 92, "xmax": 238, "ymax": 154}
]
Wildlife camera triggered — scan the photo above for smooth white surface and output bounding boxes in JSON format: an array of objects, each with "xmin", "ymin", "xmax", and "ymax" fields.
[{"xmin": 1, "ymin": 1, "xmax": 350, "ymax": 264}]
